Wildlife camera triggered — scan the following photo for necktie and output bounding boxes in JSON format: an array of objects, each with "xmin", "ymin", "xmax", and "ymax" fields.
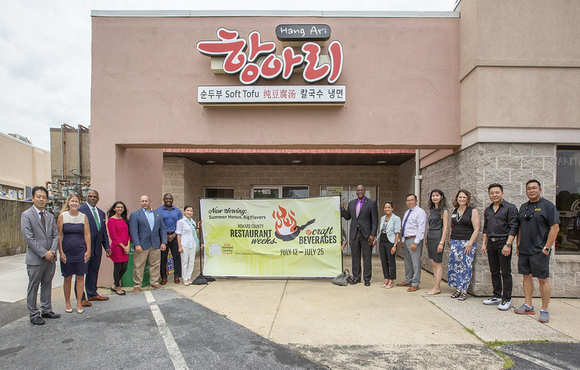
[
  {"xmin": 92, "ymin": 207, "xmax": 101, "ymax": 231},
  {"xmin": 401, "ymin": 209, "xmax": 412, "ymax": 236},
  {"xmin": 39, "ymin": 211, "xmax": 46, "ymax": 233},
  {"xmin": 356, "ymin": 199, "xmax": 362, "ymax": 217}
]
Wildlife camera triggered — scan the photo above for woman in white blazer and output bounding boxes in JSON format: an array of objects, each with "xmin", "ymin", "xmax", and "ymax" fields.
[{"xmin": 376, "ymin": 201, "xmax": 401, "ymax": 289}]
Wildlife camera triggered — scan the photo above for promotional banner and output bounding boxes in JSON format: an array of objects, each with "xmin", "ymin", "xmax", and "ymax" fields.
[{"xmin": 200, "ymin": 197, "xmax": 342, "ymax": 277}]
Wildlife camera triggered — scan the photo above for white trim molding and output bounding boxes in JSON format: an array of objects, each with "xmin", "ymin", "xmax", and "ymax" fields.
[{"xmin": 462, "ymin": 128, "xmax": 580, "ymax": 149}]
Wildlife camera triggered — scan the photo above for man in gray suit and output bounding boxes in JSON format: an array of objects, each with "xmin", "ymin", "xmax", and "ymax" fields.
[
  {"xmin": 21, "ymin": 186, "xmax": 61, "ymax": 325},
  {"xmin": 129, "ymin": 195, "xmax": 167, "ymax": 293}
]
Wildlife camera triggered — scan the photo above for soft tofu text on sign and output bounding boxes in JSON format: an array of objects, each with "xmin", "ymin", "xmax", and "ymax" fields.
[
  {"xmin": 197, "ymin": 85, "xmax": 345, "ymax": 104},
  {"xmin": 197, "ymin": 28, "xmax": 343, "ymax": 85}
]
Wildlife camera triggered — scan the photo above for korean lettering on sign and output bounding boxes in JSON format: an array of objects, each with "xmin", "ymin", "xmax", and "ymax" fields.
[{"xmin": 197, "ymin": 28, "xmax": 343, "ymax": 85}]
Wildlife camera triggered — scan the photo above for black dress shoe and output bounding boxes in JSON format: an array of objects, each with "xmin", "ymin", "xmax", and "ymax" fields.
[
  {"xmin": 364, "ymin": 281, "xmax": 370, "ymax": 286},
  {"xmin": 348, "ymin": 277, "xmax": 360, "ymax": 285},
  {"xmin": 30, "ymin": 317, "xmax": 45, "ymax": 325},
  {"xmin": 41, "ymin": 312, "xmax": 61, "ymax": 319}
]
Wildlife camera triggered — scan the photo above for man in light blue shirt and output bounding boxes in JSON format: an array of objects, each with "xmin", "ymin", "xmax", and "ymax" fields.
[
  {"xmin": 129, "ymin": 195, "xmax": 167, "ymax": 293},
  {"xmin": 397, "ymin": 194, "xmax": 427, "ymax": 291}
]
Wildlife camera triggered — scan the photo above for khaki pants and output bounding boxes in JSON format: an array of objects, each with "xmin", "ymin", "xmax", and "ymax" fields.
[{"xmin": 133, "ymin": 247, "xmax": 161, "ymax": 287}]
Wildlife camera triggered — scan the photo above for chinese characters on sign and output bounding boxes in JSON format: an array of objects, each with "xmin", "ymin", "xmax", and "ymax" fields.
[
  {"xmin": 197, "ymin": 85, "xmax": 346, "ymax": 105},
  {"xmin": 196, "ymin": 28, "xmax": 344, "ymax": 85}
]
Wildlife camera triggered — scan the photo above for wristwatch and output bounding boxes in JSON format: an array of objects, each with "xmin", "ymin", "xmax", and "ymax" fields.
[{"xmin": 543, "ymin": 246, "xmax": 551, "ymax": 252}]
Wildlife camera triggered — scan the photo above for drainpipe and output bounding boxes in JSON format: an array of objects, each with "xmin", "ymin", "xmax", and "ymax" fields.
[
  {"xmin": 415, "ymin": 150, "xmax": 422, "ymax": 205},
  {"xmin": 61, "ymin": 124, "xmax": 66, "ymax": 179},
  {"xmin": 77, "ymin": 125, "xmax": 87, "ymax": 195}
]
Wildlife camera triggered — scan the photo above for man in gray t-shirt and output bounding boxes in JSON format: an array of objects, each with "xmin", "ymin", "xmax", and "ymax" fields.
[{"xmin": 514, "ymin": 180, "xmax": 560, "ymax": 324}]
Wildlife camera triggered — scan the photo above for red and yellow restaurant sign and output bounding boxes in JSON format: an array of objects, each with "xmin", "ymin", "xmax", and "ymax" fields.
[{"xmin": 196, "ymin": 26, "xmax": 345, "ymax": 105}]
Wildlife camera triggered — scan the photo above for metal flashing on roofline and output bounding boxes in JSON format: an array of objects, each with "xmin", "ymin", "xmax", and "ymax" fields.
[{"xmin": 91, "ymin": 10, "xmax": 459, "ymax": 18}]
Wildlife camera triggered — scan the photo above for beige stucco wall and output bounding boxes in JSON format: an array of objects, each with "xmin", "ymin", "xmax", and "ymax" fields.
[
  {"xmin": 90, "ymin": 14, "xmax": 461, "ymax": 214},
  {"xmin": 459, "ymin": 0, "xmax": 580, "ymax": 135},
  {"xmin": 0, "ymin": 132, "xmax": 51, "ymax": 196}
]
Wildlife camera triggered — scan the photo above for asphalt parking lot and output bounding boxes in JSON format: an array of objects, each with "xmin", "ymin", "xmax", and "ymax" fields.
[{"xmin": 0, "ymin": 290, "xmax": 324, "ymax": 370}]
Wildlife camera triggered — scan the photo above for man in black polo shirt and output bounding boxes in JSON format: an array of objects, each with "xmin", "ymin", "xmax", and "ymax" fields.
[
  {"xmin": 514, "ymin": 179, "xmax": 560, "ymax": 323},
  {"xmin": 482, "ymin": 183, "xmax": 519, "ymax": 311}
]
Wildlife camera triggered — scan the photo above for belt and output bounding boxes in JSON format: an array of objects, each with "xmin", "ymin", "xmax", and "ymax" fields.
[
  {"xmin": 405, "ymin": 235, "xmax": 416, "ymax": 239},
  {"xmin": 167, "ymin": 232, "xmax": 175, "ymax": 235},
  {"xmin": 489, "ymin": 237, "xmax": 508, "ymax": 242}
]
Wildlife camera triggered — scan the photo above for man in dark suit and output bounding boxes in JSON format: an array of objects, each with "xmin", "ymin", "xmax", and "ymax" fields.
[
  {"xmin": 341, "ymin": 185, "xmax": 379, "ymax": 286},
  {"xmin": 21, "ymin": 186, "xmax": 61, "ymax": 325},
  {"xmin": 78, "ymin": 190, "xmax": 111, "ymax": 306},
  {"xmin": 129, "ymin": 195, "xmax": 167, "ymax": 293}
]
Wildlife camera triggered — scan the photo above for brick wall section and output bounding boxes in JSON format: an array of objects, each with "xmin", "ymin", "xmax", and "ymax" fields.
[
  {"xmin": 164, "ymin": 158, "xmax": 402, "ymax": 206},
  {"xmin": 421, "ymin": 143, "xmax": 580, "ymax": 298}
]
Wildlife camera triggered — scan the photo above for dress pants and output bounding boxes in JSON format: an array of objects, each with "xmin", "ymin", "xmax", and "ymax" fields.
[
  {"xmin": 350, "ymin": 229, "xmax": 372, "ymax": 283},
  {"xmin": 181, "ymin": 247, "xmax": 197, "ymax": 282},
  {"xmin": 379, "ymin": 235, "xmax": 396, "ymax": 280},
  {"xmin": 403, "ymin": 237, "xmax": 423, "ymax": 287},
  {"xmin": 83, "ymin": 249, "xmax": 102, "ymax": 298},
  {"xmin": 487, "ymin": 239, "xmax": 512, "ymax": 301},
  {"xmin": 133, "ymin": 247, "xmax": 161, "ymax": 287},
  {"xmin": 160, "ymin": 237, "xmax": 181, "ymax": 279},
  {"xmin": 27, "ymin": 261, "xmax": 56, "ymax": 319}
]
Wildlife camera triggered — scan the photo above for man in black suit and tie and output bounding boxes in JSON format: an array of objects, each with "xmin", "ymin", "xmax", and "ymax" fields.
[
  {"xmin": 341, "ymin": 185, "xmax": 379, "ymax": 286},
  {"xmin": 78, "ymin": 190, "xmax": 111, "ymax": 306},
  {"xmin": 21, "ymin": 186, "xmax": 61, "ymax": 325}
]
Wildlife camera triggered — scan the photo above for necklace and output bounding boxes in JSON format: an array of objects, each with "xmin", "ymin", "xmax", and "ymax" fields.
[
  {"xmin": 456, "ymin": 207, "xmax": 466, "ymax": 222},
  {"xmin": 68, "ymin": 211, "xmax": 81, "ymax": 222}
]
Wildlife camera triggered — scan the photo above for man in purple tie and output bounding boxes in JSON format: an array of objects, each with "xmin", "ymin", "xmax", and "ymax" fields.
[
  {"xmin": 397, "ymin": 194, "xmax": 427, "ymax": 292},
  {"xmin": 341, "ymin": 185, "xmax": 378, "ymax": 286}
]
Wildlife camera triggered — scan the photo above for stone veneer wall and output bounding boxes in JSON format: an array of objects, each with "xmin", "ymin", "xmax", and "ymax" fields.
[{"xmin": 421, "ymin": 143, "xmax": 580, "ymax": 298}]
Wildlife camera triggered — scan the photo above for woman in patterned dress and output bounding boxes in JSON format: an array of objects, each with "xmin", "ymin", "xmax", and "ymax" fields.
[{"xmin": 448, "ymin": 189, "xmax": 480, "ymax": 301}]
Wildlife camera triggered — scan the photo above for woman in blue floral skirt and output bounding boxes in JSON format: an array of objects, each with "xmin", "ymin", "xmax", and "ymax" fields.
[{"xmin": 448, "ymin": 189, "xmax": 480, "ymax": 301}]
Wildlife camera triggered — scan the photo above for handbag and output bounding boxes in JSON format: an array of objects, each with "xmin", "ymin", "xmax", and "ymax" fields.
[{"xmin": 332, "ymin": 269, "xmax": 351, "ymax": 286}]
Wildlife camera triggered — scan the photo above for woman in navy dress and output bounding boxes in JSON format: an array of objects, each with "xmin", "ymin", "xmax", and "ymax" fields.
[{"xmin": 58, "ymin": 193, "xmax": 91, "ymax": 314}]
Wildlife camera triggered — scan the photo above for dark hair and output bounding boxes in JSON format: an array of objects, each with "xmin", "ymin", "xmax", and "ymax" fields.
[
  {"xmin": 108, "ymin": 201, "xmax": 129, "ymax": 225},
  {"xmin": 488, "ymin": 183, "xmax": 503, "ymax": 192},
  {"xmin": 406, "ymin": 193, "xmax": 417, "ymax": 201},
  {"xmin": 526, "ymin": 179, "xmax": 542, "ymax": 189},
  {"xmin": 383, "ymin": 201, "xmax": 394, "ymax": 208},
  {"xmin": 32, "ymin": 186, "xmax": 48, "ymax": 197},
  {"xmin": 184, "ymin": 205, "xmax": 193, "ymax": 212},
  {"xmin": 453, "ymin": 189, "xmax": 472, "ymax": 208},
  {"xmin": 428, "ymin": 189, "xmax": 446, "ymax": 209}
]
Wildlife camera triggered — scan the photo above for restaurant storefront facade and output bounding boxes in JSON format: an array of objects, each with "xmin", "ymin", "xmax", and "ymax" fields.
[{"xmin": 91, "ymin": 0, "xmax": 580, "ymax": 296}]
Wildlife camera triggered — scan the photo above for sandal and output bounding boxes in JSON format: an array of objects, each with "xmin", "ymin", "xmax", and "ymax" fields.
[
  {"xmin": 116, "ymin": 289, "xmax": 126, "ymax": 296},
  {"xmin": 458, "ymin": 292, "xmax": 468, "ymax": 301},
  {"xmin": 451, "ymin": 290, "xmax": 461, "ymax": 299}
]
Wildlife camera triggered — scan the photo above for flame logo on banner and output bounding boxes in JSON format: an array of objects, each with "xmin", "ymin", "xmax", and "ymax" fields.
[{"xmin": 272, "ymin": 205, "xmax": 315, "ymax": 241}]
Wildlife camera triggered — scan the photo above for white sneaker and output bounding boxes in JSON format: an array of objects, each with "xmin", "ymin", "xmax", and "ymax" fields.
[
  {"xmin": 498, "ymin": 300, "xmax": 511, "ymax": 311},
  {"xmin": 483, "ymin": 297, "xmax": 501, "ymax": 305}
]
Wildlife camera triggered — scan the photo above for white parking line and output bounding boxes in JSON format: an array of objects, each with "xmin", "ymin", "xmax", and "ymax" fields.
[{"xmin": 145, "ymin": 291, "xmax": 188, "ymax": 370}]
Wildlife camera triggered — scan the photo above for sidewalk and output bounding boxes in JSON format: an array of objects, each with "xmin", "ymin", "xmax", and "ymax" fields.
[{"xmin": 2, "ymin": 254, "xmax": 579, "ymax": 369}]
